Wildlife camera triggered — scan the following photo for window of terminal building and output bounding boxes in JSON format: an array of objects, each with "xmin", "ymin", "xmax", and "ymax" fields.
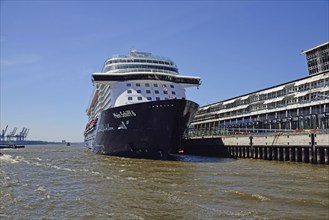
[
  {"xmin": 147, "ymin": 97, "xmax": 152, "ymax": 100},
  {"xmin": 145, "ymin": 83, "xmax": 150, "ymax": 87},
  {"xmin": 126, "ymin": 83, "xmax": 131, "ymax": 87},
  {"xmin": 170, "ymin": 85, "xmax": 174, "ymax": 88},
  {"xmin": 155, "ymin": 90, "xmax": 159, "ymax": 94},
  {"xmin": 172, "ymin": 91, "xmax": 176, "ymax": 95},
  {"xmin": 136, "ymin": 83, "xmax": 141, "ymax": 87},
  {"xmin": 154, "ymin": 84, "xmax": 158, "ymax": 87},
  {"xmin": 127, "ymin": 90, "xmax": 132, "ymax": 94},
  {"xmin": 156, "ymin": 97, "xmax": 160, "ymax": 100},
  {"xmin": 164, "ymin": 91, "xmax": 168, "ymax": 94},
  {"xmin": 128, "ymin": 97, "xmax": 133, "ymax": 101},
  {"xmin": 146, "ymin": 90, "xmax": 151, "ymax": 94},
  {"xmin": 137, "ymin": 90, "xmax": 142, "ymax": 93},
  {"xmin": 138, "ymin": 97, "xmax": 142, "ymax": 101}
]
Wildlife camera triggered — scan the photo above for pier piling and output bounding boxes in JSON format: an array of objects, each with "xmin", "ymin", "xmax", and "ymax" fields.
[{"xmin": 182, "ymin": 132, "xmax": 329, "ymax": 165}]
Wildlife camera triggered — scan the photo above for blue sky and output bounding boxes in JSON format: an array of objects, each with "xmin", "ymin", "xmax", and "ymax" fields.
[{"xmin": 1, "ymin": 1, "xmax": 328, "ymax": 142}]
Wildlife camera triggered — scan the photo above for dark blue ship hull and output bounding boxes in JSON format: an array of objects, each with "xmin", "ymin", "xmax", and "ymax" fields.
[{"xmin": 85, "ymin": 99, "xmax": 199, "ymax": 160}]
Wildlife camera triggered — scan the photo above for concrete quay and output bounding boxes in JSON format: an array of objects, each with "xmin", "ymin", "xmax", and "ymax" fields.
[{"xmin": 181, "ymin": 132, "xmax": 329, "ymax": 164}]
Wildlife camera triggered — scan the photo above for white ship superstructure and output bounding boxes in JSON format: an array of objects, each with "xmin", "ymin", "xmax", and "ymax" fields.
[{"xmin": 86, "ymin": 50, "xmax": 199, "ymax": 120}]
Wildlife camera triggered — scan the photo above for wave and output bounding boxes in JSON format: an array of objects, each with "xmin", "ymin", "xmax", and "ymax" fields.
[
  {"xmin": 226, "ymin": 190, "xmax": 271, "ymax": 202},
  {"xmin": 0, "ymin": 154, "xmax": 20, "ymax": 164}
]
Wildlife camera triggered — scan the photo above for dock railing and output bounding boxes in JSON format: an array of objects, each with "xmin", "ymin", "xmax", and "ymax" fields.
[{"xmin": 184, "ymin": 127, "xmax": 329, "ymax": 139}]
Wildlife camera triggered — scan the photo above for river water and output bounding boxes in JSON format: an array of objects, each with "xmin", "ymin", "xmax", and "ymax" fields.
[{"xmin": 0, "ymin": 144, "xmax": 328, "ymax": 219}]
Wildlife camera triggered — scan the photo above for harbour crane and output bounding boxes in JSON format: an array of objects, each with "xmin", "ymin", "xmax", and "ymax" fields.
[
  {"xmin": 6, "ymin": 127, "xmax": 17, "ymax": 141},
  {"xmin": 24, "ymin": 129, "xmax": 30, "ymax": 140},
  {"xmin": 16, "ymin": 128, "xmax": 26, "ymax": 141}
]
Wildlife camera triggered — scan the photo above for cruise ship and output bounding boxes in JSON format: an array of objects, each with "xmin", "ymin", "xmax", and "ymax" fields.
[{"xmin": 84, "ymin": 50, "xmax": 201, "ymax": 159}]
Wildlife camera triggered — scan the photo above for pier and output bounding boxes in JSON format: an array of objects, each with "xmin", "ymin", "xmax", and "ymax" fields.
[
  {"xmin": 184, "ymin": 42, "xmax": 329, "ymax": 164},
  {"xmin": 181, "ymin": 129, "xmax": 329, "ymax": 164}
]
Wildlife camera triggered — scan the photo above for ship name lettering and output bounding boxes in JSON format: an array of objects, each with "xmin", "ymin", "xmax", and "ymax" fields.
[{"xmin": 113, "ymin": 110, "xmax": 137, "ymax": 118}]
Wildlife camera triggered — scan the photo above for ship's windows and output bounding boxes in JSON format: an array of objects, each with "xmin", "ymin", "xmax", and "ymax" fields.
[
  {"xmin": 155, "ymin": 90, "xmax": 159, "ymax": 94},
  {"xmin": 127, "ymin": 83, "xmax": 131, "ymax": 87},
  {"xmin": 137, "ymin": 90, "xmax": 142, "ymax": 93},
  {"xmin": 146, "ymin": 90, "xmax": 151, "ymax": 94},
  {"xmin": 154, "ymin": 84, "xmax": 158, "ymax": 87},
  {"xmin": 145, "ymin": 83, "xmax": 150, "ymax": 87},
  {"xmin": 147, "ymin": 97, "xmax": 152, "ymax": 100},
  {"xmin": 136, "ymin": 83, "xmax": 141, "ymax": 87},
  {"xmin": 128, "ymin": 97, "xmax": 133, "ymax": 101},
  {"xmin": 164, "ymin": 91, "xmax": 168, "ymax": 94},
  {"xmin": 156, "ymin": 97, "xmax": 160, "ymax": 101},
  {"xmin": 170, "ymin": 85, "xmax": 174, "ymax": 88},
  {"xmin": 165, "ymin": 98, "xmax": 169, "ymax": 100},
  {"xmin": 127, "ymin": 90, "xmax": 132, "ymax": 94},
  {"xmin": 138, "ymin": 97, "xmax": 142, "ymax": 101},
  {"xmin": 172, "ymin": 91, "xmax": 176, "ymax": 95}
]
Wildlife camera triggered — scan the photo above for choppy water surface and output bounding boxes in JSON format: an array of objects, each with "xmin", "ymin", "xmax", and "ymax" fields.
[{"xmin": 1, "ymin": 144, "xmax": 328, "ymax": 219}]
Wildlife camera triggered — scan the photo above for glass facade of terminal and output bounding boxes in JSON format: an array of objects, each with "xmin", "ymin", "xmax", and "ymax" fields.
[
  {"xmin": 190, "ymin": 71, "xmax": 329, "ymax": 134},
  {"xmin": 305, "ymin": 42, "xmax": 329, "ymax": 75}
]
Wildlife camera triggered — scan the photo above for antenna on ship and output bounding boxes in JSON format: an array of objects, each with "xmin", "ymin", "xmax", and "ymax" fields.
[{"xmin": 130, "ymin": 47, "xmax": 137, "ymax": 56}]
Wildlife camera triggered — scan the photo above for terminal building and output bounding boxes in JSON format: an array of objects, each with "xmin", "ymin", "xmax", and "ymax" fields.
[{"xmin": 190, "ymin": 42, "xmax": 329, "ymax": 134}]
